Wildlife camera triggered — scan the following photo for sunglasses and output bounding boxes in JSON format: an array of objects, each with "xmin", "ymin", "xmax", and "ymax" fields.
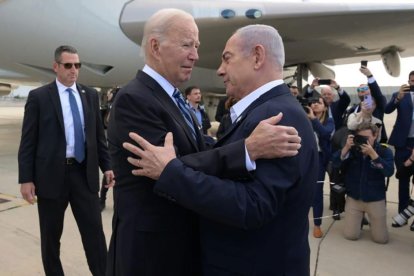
[
  {"xmin": 58, "ymin": 62, "xmax": 82, "ymax": 69},
  {"xmin": 357, "ymin": 86, "xmax": 369, "ymax": 93}
]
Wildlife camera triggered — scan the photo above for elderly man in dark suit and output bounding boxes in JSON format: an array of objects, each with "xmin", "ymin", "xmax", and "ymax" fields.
[
  {"xmin": 106, "ymin": 9, "xmax": 302, "ymax": 276},
  {"xmin": 124, "ymin": 24, "xmax": 318, "ymax": 276},
  {"xmin": 18, "ymin": 45, "xmax": 114, "ymax": 276}
]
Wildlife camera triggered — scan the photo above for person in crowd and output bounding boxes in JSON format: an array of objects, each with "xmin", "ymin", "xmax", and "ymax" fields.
[
  {"xmin": 184, "ymin": 85, "xmax": 211, "ymax": 135},
  {"xmin": 347, "ymin": 89, "xmax": 383, "ymax": 142},
  {"xmin": 289, "ymin": 85, "xmax": 300, "ymax": 97},
  {"xmin": 106, "ymin": 9, "xmax": 302, "ymax": 276},
  {"xmin": 306, "ymin": 96, "xmax": 335, "ymax": 238},
  {"xmin": 215, "ymin": 96, "xmax": 237, "ymax": 139},
  {"xmin": 123, "ymin": 23, "xmax": 317, "ymax": 276},
  {"xmin": 384, "ymin": 70, "xmax": 414, "ymax": 218},
  {"xmin": 18, "ymin": 45, "xmax": 114, "ymax": 276},
  {"xmin": 305, "ymin": 78, "xmax": 350, "ymax": 220},
  {"xmin": 391, "ymin": 146, "xmax": 414, "ymax": 231},
  {"xmin": 215, "ymin": 96, "xmax": 228, "ymax": 123},
  {"xmin": 349, "ymin": 66, "xmax": 387, "ymax": 143},
  {"xmin": 99, "ymin": 87, "xmax": 119, "ymax": 211},
  {"xmin": 305, "ymin": 78, "xmax": 350, "ymax": 130},
  {"xmin": 332, "ymin": 122, "xmax": 394, "ymax": 244}
]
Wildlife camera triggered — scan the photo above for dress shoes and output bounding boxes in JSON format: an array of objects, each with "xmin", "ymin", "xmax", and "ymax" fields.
[
  {"xmin": 391, "ymin": 221, "xmax": 407, "ymax": 228},
  {"xmin": 313, "ymin": 226, "xmax": 323, "ymax": 238},
  {"xmin": 332, "ymin": 210, "xmax": 341, "ymax": 221}
]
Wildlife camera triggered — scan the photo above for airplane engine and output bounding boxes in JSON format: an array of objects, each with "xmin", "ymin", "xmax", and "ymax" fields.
[
  {"xmin": 381, "ymin": 47, "xmax": 401, "ymax": 77},
  {"xmin": 0, "ymin": 83, "xmax": 11, "ymax": 96},
  {"xmin": 306, "ymin": 62, "xmax": 335, "ymax": 80}
]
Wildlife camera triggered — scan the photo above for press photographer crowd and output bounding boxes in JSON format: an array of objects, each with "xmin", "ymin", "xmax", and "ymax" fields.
[{"xmin": 290, "ymin": 62, "xmax": 414, "ymax": 243}]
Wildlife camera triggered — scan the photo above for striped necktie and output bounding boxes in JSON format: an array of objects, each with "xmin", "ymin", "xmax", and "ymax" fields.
[
  {"xmin": 172, "ymin": 89, "xmax": 197, "ymax": 140},
  {"xmin": 66, "ymin": 88, "xmax": 85, "ymax": 163}
]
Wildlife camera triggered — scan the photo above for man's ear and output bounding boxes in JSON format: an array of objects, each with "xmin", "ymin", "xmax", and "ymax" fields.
[
  {"xmin": 253, "ymin": 44, "xmax": 265, "ymax": 70},
  {"xmin": 149, "ymin": 38, "xmax": 161, "ymax": 59}
]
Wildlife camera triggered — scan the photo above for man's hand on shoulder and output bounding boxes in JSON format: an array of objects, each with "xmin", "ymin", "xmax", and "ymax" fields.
[
  {"xmin": 245, "ymin": 113, "xmax": 301, "ymax": 160},
  {"xmin": 123, "ymin": 132, "xmax": 176, "ymax": 180}
]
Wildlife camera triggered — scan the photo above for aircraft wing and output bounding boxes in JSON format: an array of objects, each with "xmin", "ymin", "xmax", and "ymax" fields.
[
  {"xmin": 1, "ymin": 0, "xmax": 414, "ymax": 94},
  {"xmin": 121, "ymin": 0, "xmax": 414, "ymax": 84}
]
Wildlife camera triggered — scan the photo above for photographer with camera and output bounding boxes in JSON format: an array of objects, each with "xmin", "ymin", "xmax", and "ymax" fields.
[
  {"xmin": 306, "ymin": 78, "xmax": 351, "ymax": 220},
  {"xmin": 306, "ymin": 96, "xmax": 335, "ymax": 238},
  {"xmin": 385, "ymin": 71, "xmax": 414, "ymax": 221},
  {"xmin": 305, "ymin": 78, "xmax": 350, "ymax": 130},
  {"xmin": 332, "ymin": 123, "xmax": 394, "ymax": 244}
]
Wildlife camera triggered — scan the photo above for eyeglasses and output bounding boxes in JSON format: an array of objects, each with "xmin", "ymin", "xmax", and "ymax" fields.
[
  {"xmin": 58, "ymin": 62, "xmax": 82, "ymax": 69},
  {"xmin": 357, "ymin": 86, "xmax": 369, "ymax": 93}
]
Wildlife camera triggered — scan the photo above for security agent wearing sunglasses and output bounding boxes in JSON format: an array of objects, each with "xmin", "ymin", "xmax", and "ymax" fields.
[
  {"xmin": 347, "ymin": 65, "xmax": 388, "ymax": 143},
  {"xmin": 17, "ymin": 45, "xmax": 114, "ymax": 275}
]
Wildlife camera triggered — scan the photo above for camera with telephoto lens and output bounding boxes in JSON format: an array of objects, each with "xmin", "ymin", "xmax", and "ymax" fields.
[{"xmin": 392, "ymin": 198, "xmax": 414, "ymax": 227}]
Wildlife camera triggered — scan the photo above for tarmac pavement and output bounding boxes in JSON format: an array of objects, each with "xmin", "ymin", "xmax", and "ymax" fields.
[{"xmin": 0, "ymin": 100, "xmax": 412, "ymax": 276}]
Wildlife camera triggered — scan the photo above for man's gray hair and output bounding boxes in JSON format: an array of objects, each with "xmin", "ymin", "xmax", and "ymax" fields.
[
  {"xmin": 141, "ymin": 8, "xmax": 194, "ymax": 59},
  {"xmin": 54, "ymin": 45, "xmax": 78, "ymax": 62},
  {"xmin": 235, "ymin": 25, "xmax": 285, "ymax": 68}
]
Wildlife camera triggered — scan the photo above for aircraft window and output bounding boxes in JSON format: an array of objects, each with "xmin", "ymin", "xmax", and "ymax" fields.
[{"xmin": 221, "ymin": 9, "xmax": 235, "ymax": 19}]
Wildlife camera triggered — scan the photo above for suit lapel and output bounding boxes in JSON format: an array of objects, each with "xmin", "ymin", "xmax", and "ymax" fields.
[
  {"xmin": 48, "ymin": 82, "xmax": 65, "ymax": 134},
  {"xmin": 137, "ymin": 71, "xmax": 200, "ymax": 151},
  {"xmin": 215, "ymin": 84, "xmax": 290, "ymax": 147}
]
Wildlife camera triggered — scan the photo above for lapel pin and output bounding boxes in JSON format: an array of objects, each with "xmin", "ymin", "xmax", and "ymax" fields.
[{"xmin": 81, "ymin": 89, "xmax": 85, "ymax": 94}]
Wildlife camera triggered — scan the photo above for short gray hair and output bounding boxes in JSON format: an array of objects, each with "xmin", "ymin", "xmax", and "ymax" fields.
[
  {"xmin": 235, "ymin": 25, "xmax": 285, "ymax": 68},
  {"xmin": 54, "ymin": 45, "xmax": 78, "ymax": 62}
]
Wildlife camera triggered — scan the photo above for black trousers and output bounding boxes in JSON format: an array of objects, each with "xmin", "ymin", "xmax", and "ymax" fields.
[{"xmin": 37, "ymin": 162, "xmax": 107, "ymax": 276}]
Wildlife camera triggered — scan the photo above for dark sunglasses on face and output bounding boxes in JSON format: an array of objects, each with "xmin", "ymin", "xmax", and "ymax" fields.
[
  {"xmin": 357, "ymin": 86, "xmax": 369, "ymax": 93},
  {"xmin": 58, "ymin": 62, "xmax": 82, "ymax": 69}
]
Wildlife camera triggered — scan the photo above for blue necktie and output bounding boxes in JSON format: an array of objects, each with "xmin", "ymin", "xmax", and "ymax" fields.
[
  {"xmin": 66, "ymin": 88, "xmax": 85, "ymax": 163},
  {"xmin": 172, "ymin": 89, "xmax": 197, "ymax": 140}
]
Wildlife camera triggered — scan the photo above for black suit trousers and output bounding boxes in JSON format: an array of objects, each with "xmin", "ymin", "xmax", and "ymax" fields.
[{"xmin": 37, "ymin": 162, "xmax": 107, "ymax": 276}]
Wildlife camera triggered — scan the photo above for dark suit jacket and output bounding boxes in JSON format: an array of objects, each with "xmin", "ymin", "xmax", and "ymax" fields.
[
  {"xmin": 385, "ymin": 91, "xmax": 413, "ymax": 147},
  {"xmin": 106, "ymin": 70, "xmax": 247, "ymax": 275},
  {"xmin": 155, "ymin": 84, "xmax": 318, "ymax": 276},
  {"xmin": 18, "ymin": 81, "xmax": 111, "ymax": 198}
]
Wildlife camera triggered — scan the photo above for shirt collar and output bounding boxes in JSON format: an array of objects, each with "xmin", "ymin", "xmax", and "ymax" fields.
[
  {"xmin": 230, "ymin": 79, "xmax": 284, "ymax": 123},
  {"xmin": 143, "ymin": 65, "xmax": 175, "ymax": 96},
  {"xmin": 55, "ymin": 79, "xmax": 78, "ymax": 94}
]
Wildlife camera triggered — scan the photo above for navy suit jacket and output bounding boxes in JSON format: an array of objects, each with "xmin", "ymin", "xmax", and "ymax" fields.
[
  {"xmin": 107, "ymin": 70, "xmax": 248, "ymax": 275},
  {"xmin": 18, "ymin": 82, "xmax": 111, "ymax": 198},
  {"xmin": 155, "ymin": 84, "xmax": 318, "ymax": 275},
  {"xmin": 385, "ymin": 91, "xmax": 414, "ymax": 148}
]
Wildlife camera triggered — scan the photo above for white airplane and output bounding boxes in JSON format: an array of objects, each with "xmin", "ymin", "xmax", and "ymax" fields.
[{"xmin": 1, "ymin": 0, "xmax": 414, "ymax": 96}]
